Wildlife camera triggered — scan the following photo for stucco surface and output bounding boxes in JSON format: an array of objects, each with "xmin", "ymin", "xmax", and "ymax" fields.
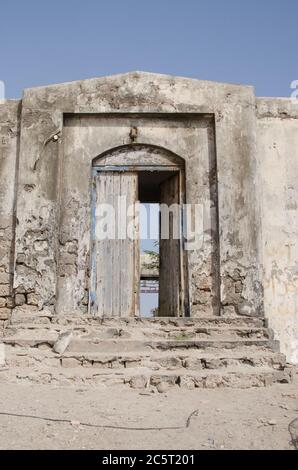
[
  {"xmin": 0, "ymin": 73, "xmax": 296, "ymax": 363},
  {"xmin": 0, "ymin": 100, "xmax": 20, "ymax": 325},
  {"xmin": 257, "ymin": 98, "xmax": 298, "ymax": 363},
  {"xmin": 13, "ymin": 72, "xmax": 262, "ymax": 318},
  {"xmin": 60, "ymin": 115, "xmax": 218, "ymax": 315}
]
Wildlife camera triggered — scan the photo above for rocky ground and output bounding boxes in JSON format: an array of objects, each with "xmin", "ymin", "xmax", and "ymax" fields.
[{"xmin": 0, "ymin": 367, "xmax": 297, "ymax": 450}]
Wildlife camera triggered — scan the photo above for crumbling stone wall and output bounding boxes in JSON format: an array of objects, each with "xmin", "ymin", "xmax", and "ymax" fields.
[
  {"xmin": 186, "ymin": 121, "xmax": 220, "ymax": 316},
  {"xmin": 0, "ymin": 73, "xmax": 296, "ymax": 362},
  {"xmin": 0, "ymin": 100, "xmax": 20, "ymax": 327},
  {"xmin": 13, "ymin": 100, "xmax": 62, "ymax": 313},
  {"xmin": 61, "ymin": 115, "xmax": 219, "ymax": 316},
  {"xmin": 12, "ymin": 72, "xmax": 262, "ymax": 319}
]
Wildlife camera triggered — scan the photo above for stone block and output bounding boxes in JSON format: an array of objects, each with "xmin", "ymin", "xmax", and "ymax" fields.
[
  {"xmin": 0, "ymin": 308, "xmax": 11, "ymax": 320},
  {"xmin": 5, "ymin": 298, "xmax": 14, "ymax": 308},
  {"xmin": 204, "ymin": 359, "xmax": 221, "ymax": 370},
  {"xmin": 221, "ymin": 305, "xmax": 237, "ymax": 317},
  {"xmin": 129, "ymin": 375, "xmax": 149, "ymax": 389},
  {"xmin": 159, "ymin": 356, "xmax": 182, "ymax": 369},
  {"xmin": 15, "ymin": 293, "xmax": 26, "ymax": 306},
  {"xmin": 0, "ymin": 285, "xmax": 10, "ymax": 297},
  {"xmin": 27, "ymin": 293, "xmax": 39, "ymax": 306},
  {"xmin": 179, "ymin": 376, "xmax": 195, "ymax": 390},
  {"xmin": 0, "ymin": 272, "xmax": 10, "ymax": 283},
  {"xmin": 61, "ymin": 357, "xmax": 81, "ymax": 368},
  {"xmin": 156, "ymin": 382, "xmax": 169, "ymax": 393},
  {"xmin": 184, "ymin": 358, "xmax": 203, "ymax": 370}
]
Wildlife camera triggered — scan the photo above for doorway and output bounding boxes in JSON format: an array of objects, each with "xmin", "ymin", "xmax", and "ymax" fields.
[
  {"xmin": 140, "ymin": 202, "xmax": 159, "ymax": 317},
  {"xmin": 90, "ymin": 147, "xmax": 188, "ymax": 317}
]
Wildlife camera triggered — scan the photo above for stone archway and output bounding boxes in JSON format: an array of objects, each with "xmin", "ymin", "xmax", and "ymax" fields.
[{"xmin": 90, "ymin": 144, "xmax": 188, "ymax": 317}]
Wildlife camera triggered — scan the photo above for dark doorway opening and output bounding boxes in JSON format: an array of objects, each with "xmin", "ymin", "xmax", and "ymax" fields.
[{"xmin": 138, "ymin": 170, "xmax": 186, "ymax": 317}]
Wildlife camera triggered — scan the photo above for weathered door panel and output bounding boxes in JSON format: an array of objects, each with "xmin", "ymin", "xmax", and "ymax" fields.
[
  {"xmin": 159, "ymin": 173, "xmax": 181, "ymax": 317},
  {"xmin": 179, "ymin": 170, "xmax": 190, "ymax": 317},
  {"xmin": 90, "ymin": 170, "xmax": 139, "ymax": 317}
]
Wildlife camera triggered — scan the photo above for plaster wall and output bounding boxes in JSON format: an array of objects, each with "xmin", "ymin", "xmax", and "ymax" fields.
[
  {"xmin": 59, "ymin": 114, "xmax": 218, "ymax": 315},
  {"xmin": 0, "ymin": 100, "xmax": 20, "ymax": 326},
  {"xmin": 13, "ymin": 72, "xmax": 262, "ymax": 318},
  {"xmin": 257, "ymin": 98, "xmax": 298, "ymax": 363},
  {"xmin": 2, "ymin": 73, "xmax": 298, "ymax": 362}
]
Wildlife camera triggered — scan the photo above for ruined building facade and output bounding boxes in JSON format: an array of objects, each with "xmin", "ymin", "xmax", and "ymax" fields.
[{"xmin": 0, "ymin": 72, "xmax": 297, "ymax": 364}]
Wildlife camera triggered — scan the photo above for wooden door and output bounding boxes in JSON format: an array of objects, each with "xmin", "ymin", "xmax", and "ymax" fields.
[
  {"xmin": 90, "ymin": 170, "xmax": 139, "ymax": 317},
  {"xmin": 159, "ymin": 173, "xmax": 182, "ymax": 317}
]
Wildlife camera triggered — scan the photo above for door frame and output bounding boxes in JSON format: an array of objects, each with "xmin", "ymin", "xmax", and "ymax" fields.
[{"xmin": 90, "ymin": 164, "xmax": 189, "ymax": 317}]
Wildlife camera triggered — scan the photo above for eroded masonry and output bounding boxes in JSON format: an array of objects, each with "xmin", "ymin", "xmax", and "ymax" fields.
[{"xmin": 0, "ymin": 72, "xmax": 297, "ymax": 368}]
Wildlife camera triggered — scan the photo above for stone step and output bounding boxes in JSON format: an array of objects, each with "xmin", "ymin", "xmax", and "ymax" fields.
[
  {"xmin": 1, "ymin": 364, "xmax": 292, "ymax": 389},
  {"xmin": 9, "ymin": 311, "xmax": 265, "ymax": 328},
  {"xmin": 4, "ymin": 347, "xmax": 287, "ymax": 371},
  {"xmin": 56, "ymin": 338, "xmax": 281, "ymax": 353},
  {"xmin": 1, "ymin": 336, "xmax": 280, "ymax": 353},
  {"xmin": 2, "ymin": 311, "xmax": 289, "ymax": 390},
  {"xmin": 2, "ymin": 324, "xmax": 272, "ymax": 341}
]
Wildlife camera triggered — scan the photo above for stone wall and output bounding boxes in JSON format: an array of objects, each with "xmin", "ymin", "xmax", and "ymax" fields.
[
  {"xmin": 60, "ymin": 115, "xmax": 218, "ymax": 316},
  {"xmin": 0, "ymin": 73, "xmax": 297, "ymax": 363},
  {"xmin": 13, "ymin": 72, "xmax": 263, "ymax": 319},
  {"xmin": 257, "ymin": 98, "xmax": 298, "ymax": 363},
  {"xmin": 0, "ymin": 100, "xmax": 20, "ymax": 327}
]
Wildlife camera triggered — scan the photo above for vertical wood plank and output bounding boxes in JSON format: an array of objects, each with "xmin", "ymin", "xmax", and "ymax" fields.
[
  {"xmin": 179, "ymin": 169, "xmax": 189, "ymax": 316},
  {"xmin": 92, "ymin": 171, "xmax": 139, "ymax": 317},
  {"xmin": 159, "ymin": 173, "xmax": 181, "ymax": 317}
]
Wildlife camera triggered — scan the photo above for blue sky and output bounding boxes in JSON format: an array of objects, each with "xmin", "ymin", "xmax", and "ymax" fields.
[{"xmin": 1, "ymin": 0, "xmax": 297, "ymax": 99}]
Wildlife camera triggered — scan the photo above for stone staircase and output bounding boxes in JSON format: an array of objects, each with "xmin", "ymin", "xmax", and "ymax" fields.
[{"xmin": 0, "ymin": 310, "xmax": 292, "ymax": 390}]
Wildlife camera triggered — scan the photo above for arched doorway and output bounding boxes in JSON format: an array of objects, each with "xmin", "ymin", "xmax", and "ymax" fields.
[{"xmin": 90, "ymin": 144, "xmax": 189, "ymax": 317}]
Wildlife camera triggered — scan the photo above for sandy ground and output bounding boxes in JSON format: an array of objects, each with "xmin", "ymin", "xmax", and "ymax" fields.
[{"xmin": 0, "ymin": 369, "xmax": 297, "ymax": 450}]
